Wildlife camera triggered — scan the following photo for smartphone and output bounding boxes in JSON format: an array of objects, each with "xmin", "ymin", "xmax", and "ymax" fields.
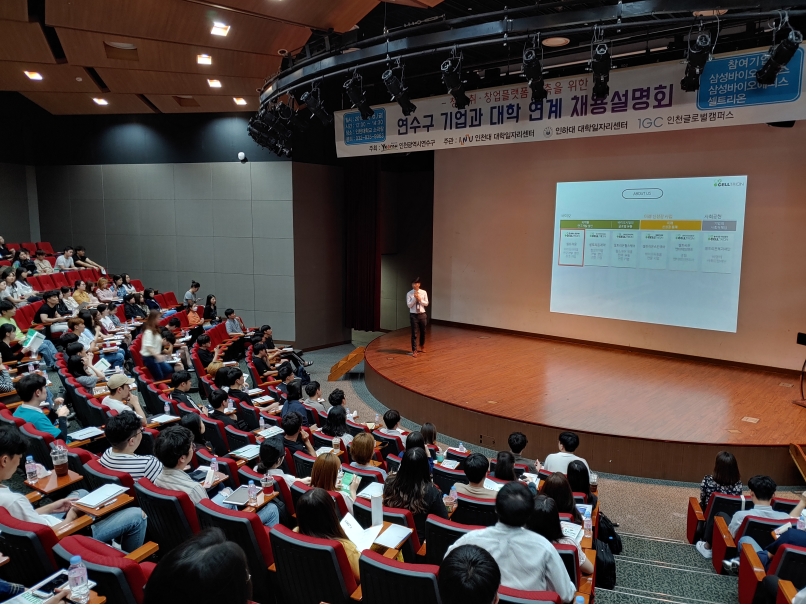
[
  {"xmin": 341, "ymin": 472, "xmax": 355, "ymax": 490},
  {"xmin": 31, "ymin": 571, "xmax": 69, "ymax": 598}
]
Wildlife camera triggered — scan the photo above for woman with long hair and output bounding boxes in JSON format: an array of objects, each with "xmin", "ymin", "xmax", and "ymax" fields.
[
  {"xmin": 404, "ymin": 431, "xmax": 434, "ymax": 472},
  {"xmin": 321, "ymin": 405, "xmax": 353, "ymax": 447},
  {"xmin": 420, "ymin": 422, "xmax": 442, "ymax": 457},
  {"xmin": 66, "ymin": 351, "xmax": 105, "ymax": 389},
  {"xmin": 203, "ymin": 294, "xmax": 220, "ymax": 324},
  {"xmin": 699, "ymin": 451, "xmax": 742, "ymax": 509},
  {"xmin": 12, "ymin": 268, "xmax": 40, "ymax": 304},
  {"xmin": 539, "ymin": 473, "xmax": 583, "ymax": 524},
  {"xmin": 95, "ymin": 277, "xmax": 117, "ymax": 302},
  {"xmin": 567, "ymin": 460, "xmax": 598, "ymax": 509},
  {"xmin": 141, "ymin": 310, "xmax": 174, "ymax": 380},
  {"xmin": 383, "ymin": 447, "xmax": 448, "ymax": 541},
  {"xmin": 526, "ymin": 495, "xmax": 594, "ymax": 574},
  {"xmin": 296, "ymin": 488, "xmax": 361, "ymax": 582},
  {"xmin": 492, "ymin": 451, "xmax": 517, "ymax": 481},
  {"xmin": 310, "ymin": 453, "xmax": 359, "ymax": 514}
]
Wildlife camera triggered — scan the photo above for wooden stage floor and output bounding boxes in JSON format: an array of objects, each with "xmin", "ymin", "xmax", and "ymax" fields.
[{"xmin": 364, "ymin": 325, "xmax": 806, "ymax": 482}]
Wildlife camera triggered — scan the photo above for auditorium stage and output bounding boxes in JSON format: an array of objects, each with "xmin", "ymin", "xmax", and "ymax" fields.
[{"xmin": 364, "ymin": 325, "xmax": 806, "ymax": 483}]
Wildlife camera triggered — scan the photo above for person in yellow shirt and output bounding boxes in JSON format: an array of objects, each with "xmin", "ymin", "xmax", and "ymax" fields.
[{"xmin": 72, "ymin": 280, "xmax": 91, "ymax": 305}]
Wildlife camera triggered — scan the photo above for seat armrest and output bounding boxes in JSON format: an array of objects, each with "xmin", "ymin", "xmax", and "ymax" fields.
[
  {"xmin": 259, "ymin": 380, "xmax": 280, "ymax": 388},
  {"xmin": 711, "ymin": 515, "xmax": 735, "ymax": 573},
  {"xmin": 124, "ymin": 541, "xmax": 159, "ymax": 562},
  {"xmin": 0, "ymin": 554, "xmax": 9, "ymax": 567},
  {"xmin": 417, "ymin": 542, "xmax": 427, "ymax": 557},
  {"xmin": 26, "ymin": 492, "xmax": 42, "ymax": 504},
  {"xmin": 686, "ymin": 497, "xmax": 706, "ymax": 543},
  {"xmin": 777, "ymin": 580, "xmax": 798, "ymax": 604},
  {"xmin": 54, "ymin": 515, "xmax": 94, "ymax": 539},
  {"xmin": 573, "ymin": 593, "xmax": 590, "ymax": 603},
  {"xmin": 738, "ymin": 542, "xmax": 767, "ymax": 603},
  {"xmin": 351, "ymin": 586, "xmax": 363, "ymax": 602}
]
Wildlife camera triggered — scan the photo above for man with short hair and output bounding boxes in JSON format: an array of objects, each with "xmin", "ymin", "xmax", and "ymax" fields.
[
  {"xmin": 257, "ymin": 435, "xmax": 310, "ymax": 490},
  {"xmin": 102, "ymin": 374, "xmax": 147, "ymax": 422},
  {"xmin": 73, "ymin": 246, "xmax": 104, "ymax": 272},
  {"xmin": 281, "ymin": 380, "xmax": 312, "ymax": 427},
  {"xmin": 327, "ymin": 388, "xmax": 358, "ymax": 420},
  {"xmin": 697, "ymin": 475, "xmax": 792, "ymax": 560},
  {"xmin": 208, "ymin": 388, "xmax": 239, "ymax": 428},
  {"xmin": 508, "ymin": 432, "xmax": 538, "ymax": 474},
  {"xmin": 275, "ymin": 364, "xmax": 295, "ymax": 399},
  {"xmin": 55, "ymin": 247, "xmax": 75, "ymax": 271},
  {"xmin": 439, "ymin": 544, "xmax": 501, "ymax": 604},
  {"xmin": 406, "ymin": 277, "xmax": 429, "ymax": 357},
  {"xmin": 0, "ymin": 426, "xmax": 148, "ymax": 552},
  {"xmin": 99, "ymin": 411, "xmax": 163, "ymax": 481},
  {"xmin": 447, "ymin": 482, "xmax": 576, "ymax": 601},
  {"xmin": 37, "ymin": 291, "xmax": 70, "ymax": 339},
  {"xmin": 224, "ymin": 309, "xmax": 244, "ymax": 336},
  {"xmin": 196, "ymin": 334, "xmax": 220, "ymax": 370},
  {"xmin": 0, "ymin": 300, "xmax": 58, "ymax": 369},
  {"xmin": 251, "ymin": 343, "xmax": 279, "ymax": 380},
  {"xmin": 170, "ymin": 370, "xmax": 208, "ymax": 415},
  {"xmin": 33, "ymin": 250, "xmax": 53, "ymax": 274},
  {"xmin": 12, "ymin": 374, "xmax": 68, "ymax": 441},
  {"xmin": 455, "ymin": 453, "xmax": 498, "ymax": 499},
  {"xmin": 282, "ymin": 411, "xmax": 316, "ymax": 457},
  {"xmin": 380, "ymin": 409, "xmax": 408, "ymax": 446},
  {"xmin": 542, "ymin": 431, "xmax": 589, "ymax": 474},
  {"xmin": 153, "ymin": 426, "xmax": 280, "ymax": 526},
  {"xmin": 303, "ymin": 381, "xmax": 327, "ymax": 416}
]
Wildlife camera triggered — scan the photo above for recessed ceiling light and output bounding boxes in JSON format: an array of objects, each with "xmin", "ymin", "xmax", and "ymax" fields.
[
  {"xmin": 197, "ymin": 54, "xmax": 212, "ymax": 65},
  {"xmin": 93, "ymin": 98, "xmax": 108, "ymax": 105},
  {"xmin": 211, "ymin": 22, "xmax": 230, "ymax": 36},
  {"xmin": 24, "ymin": 71, "xmax": 43, "ymax": 80},
  {"xmin": 543, "ymin": 37, "xmax": 571, "ymax": 48},
  {"xmin": 207, "ymin": 79, "xmax": 222, "ymax": 88},
  {"xmin": 233, "ymin": 97, "xmax": 247, "ymax": 105},
  {"xmin": 278, "ymin": 49, "xmax": 289, "ymax": 56}
]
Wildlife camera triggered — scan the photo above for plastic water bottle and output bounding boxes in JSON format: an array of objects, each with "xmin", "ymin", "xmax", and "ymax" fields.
[
  {"xmin": 798, "ymin": 511, "xmax": 806, "ymax": 531},
  {"xmin": 374, "ymin": 413, "xmax": 380, "ymax": 425},
  {"xmin": 450, "ymin": 484, "xmax": 457, "ymax": 501},
  {"xmin": 458, "ymin": 442, "xmax": 465, "ymax": 452},
  {"xmin": 25, "ymin": 456, "xmax": 37, "ymax": 482},
  {"xmin": 27, "ymin": 363, "xmax": 34, "ymax": 374},
  {"xmin": 247, "ymin": 480, "xmax": 259, "ymax": 506},
  {"xmin": 164, "ymin": 401, "xmax": 171, "ymax": 415},
  {"xmin": 259, "ymin": 415, "xmax": 265, "ymax": 429},
  {"xmin": 210, "ymin": 456, "xmax": 218, "ymax": 473},
  {"xmin": 67, "ymin": 555, "xmax": 90, "ymax": 604},
  {"xmin": 574, "ymin": 597, "xmax": 585, "ymax": 604},
  {"xmin": 345, "ymin": 407, "xmax": 351, "ymax": 417}
]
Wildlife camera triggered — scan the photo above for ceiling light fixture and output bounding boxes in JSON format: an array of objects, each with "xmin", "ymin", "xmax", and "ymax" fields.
[
  {"xmin": 300, "ymin": 86, "xmax": 332, "ymax": 125},
  {"xmin": 542, "ymin": 37, "xmax": 570, "ymax": 48},
  {"xmin": 233, "ymin": 97, "xmax": 247, "ymax": 105},
  {"xmin": 211, "ymin": 22, "xmax": 230, "ymax": 36},
  {"xmin": 382, "ymin": 64, "xmax": 417, "ymax": 116},
  {"xmin": 757, "ymin": 27, "xmax": 803, "ymax": 85},
  {"xmin": 441, "ymin": 53, "xmax": 470, "ymax": 109},
  {"xmin": 197, "ymin": 54, "xmax": 212, "ymax": 65},
  {"xmin": 522, "ymin": 47, "xmax": 547, "ymax": 103},
  {"xmin": 207, "ymin": 79, "xmax": 222, "ymax": 88},
  {"xmin": 93, "ymin": 98, "xmax": 108, "ymax": 105},
  {"xmin": 343, "ymin": 72, "xmax": 374, "ymax": 120},
  {"xmin": 680, "ymin": 32, "xmax": 712, "ymax": 92},
  {"xmin": 24, "ymin": 71, "xmax": 43, "ymax": 80},
  {"xmin": 590, "ymin": 42, "xmax": 611, "ymax": 101}
]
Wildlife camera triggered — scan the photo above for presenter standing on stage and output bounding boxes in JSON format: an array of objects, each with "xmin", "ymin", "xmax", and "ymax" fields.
[{"xmin": 407, "ymin": 277, "xmax": 429, "ymax": 358}]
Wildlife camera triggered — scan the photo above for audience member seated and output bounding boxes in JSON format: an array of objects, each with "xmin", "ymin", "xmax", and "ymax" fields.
[
  {"xmin": 102, "ymin": 373, "xmax": 148, "ymax": 422},
  {"xmin": 405, "ymin": 432, "xmax": 434, "ymax": 471},
  {"xmin": 124, "ymin": 293, "xmax": 147, "ymax": 321},
  {"xmin": 0, "ymin": 426, "xmax": 148, "ymax": 552},
  {"xmin": 153, "ymin": 426, "xmax": 280, "ymax": 526},
  {"xmin": 184, "ymin": 281, "xmax": 200, "ymax": 308},
  {"xmin": 321, "ymin": 405, "xmax": 353, "ymax": 447},
  {"xmin": 95, "ymin": 277, "xmax": 117, "ymax": 302},
  {"xmin": 0, "ymin": 238, "xmax": 12, "ymax": 260},
  {"xmin": 73, "ymin": 246, "xmax": 104, "ymax": 272},
  {"xmin": 208, "ymin": 389, "xmax": 245, "ymax": 430},
  {"xmin": 448, "ymin": 482, "xmax": 576, "ymax": 601},
  {"xmin": 540, "ymin": 472, "xmax": 583, "ymax": 524},
  {"xmin": 0, "ymin": 324, "xmax": 25, "ymax": 364},
  {"xmin": 1, "ymin": 271, "xmax": 26, "ymax": 308},
  {"xmin": 54, "ymin": 247, "xmax": 75, "ymax": 272},
  {"xmin": 186, "ymin": 303, "xmax": 203, "ymax": 328},
  {"xmin": 144, "ymin": 528, "xmax": 251, "ymax": 604},
  {"xmin": 383, "ymin": 447, "xmax": 448, "ymax": 541},
  {"xmin": 282, "ymin": 411, "xmax": 317, "ymax": 457},
  {"xmin": 33, "ymin": 250, "xmax": 53, "ymax": 274},
  {"xmin": 492, "ymin": 451, "xmax": 518, "ymax": 481},
  {"xmin": 251, "ymin": 343, "xmax": 279, "ymax": 382},
  {"xmin": 281, "ymin": 380, "xmax": 312, "ymax": 427},
  {"xmin": 310, "ymin": 452, "xmax": 359, "ymax": 514},
  {"xmin": 439, "ymin": 544, "xmax": 501, "ymax": 604},
  {"xmin": 11, "ymin": 251, "xmax": 35, "ymax": 274},
  {"xmin": 0, "ymin": 300, "xmax": 57, "ymax": 369},
  {"xmin": 202, "ymin": 294, "xmax": 219, "ymax": 324},
  {"xmin": 180, "ymin": 413, "xmax": 215, "ymax": 455},
  {"xmin": 696, "ymin": 475, "xmax": 792, "ymax": 559},
  {"xmin": 296, "ymin": 487, "xmax": 361, "ymax": 582},
  {"xmin": 171, "ymin": 370, "xmax": 207, "ymax": 415},
  {"xmin": 456, "ymin": 452, "xmax": 498, "ymax": 499},
  {"xmin": 349, "ymin": 432, "xmax": 387, "ymax": 479},
  {"xmin": 62, "ymin": 286, "xmax": 80, "ymax": 315},
  {"xmin": 195, "ymin": 334, "xmax": 220, "ymax": 369},
  {"xmin": 12, "ymin": 374, "xmax": 68, "ymax": 440},
  {"xmin": 69, "ymin": 313, "xmax": 124, "ymax": 368},
  {"xmin": 379, "ymin": 409, "xmax": 407, "ymax": 446},
  {"xmin": 508, "ymin": 431, "xmax": 538, "ymax": 473},
  {"xmin": 275, "ymin": 364, "xmax": 295, "ymax": 399},
  {"xmin": 255, "ymin": 435, "xmax": 310, "ymax": 489},
  {"xmin": 141, "ymin": 310, "xmax": 175, "ymax": 380},
  {"xmin": 224, "ymin": 308, "xmax": 246, "ymax": 335},
  {"xmin": 99, "ymin": 411, "xmax": 163, "ymax": 481},
  {"xmin": 120, "ymin": 274, "xmax": 136, "ymax": 296},
  {"xmin": 700, "ymin": 450, "xmax": 743, "ymax": 510},
  {"xmin": 66, "ymin": 350, "xmax": 106, "ymax": 390},
  {"xmin": 543, "ymin": 431, "xmax": 590, "ymax": 474},
  {"xmin": 527, "ymin": 494, "xmax": 594, "ymax": 574},
  {"xmin": 420, "ymin": 421, "xmax": 442, "ymax": 457},
  {"xmin": 567, "ymin": 460, "xmax": 598, "ymax": 509},
  {"xmin": 72, "ymin": 280, "xmax": 91, "ymax": 306},
  {"xmin": 326, "ymin": 388, "xmax": 358, "ymax": 420},
  {"xmin": 302, "ymin": 381, "xmax": 327, "ymax": 416},
  {"xmin": 0, "ymin": 354, "xmax": 13, "ymax": 394},
  {"xmin": 13, "ymin": 269, "xmax": 41, "ymax": 304}
]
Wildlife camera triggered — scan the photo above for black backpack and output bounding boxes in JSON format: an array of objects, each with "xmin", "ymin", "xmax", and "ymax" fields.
[
  {"xmin": 593, "ymin": 539, "xmax": 617, "ymax": 589},
  {"xmin": 598, "ymin": 511, "xmax": 623, "ymax": 555}
]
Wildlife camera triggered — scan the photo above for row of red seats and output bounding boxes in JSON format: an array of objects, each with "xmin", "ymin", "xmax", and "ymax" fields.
[{"xmin": 2, "ymin": 241, "xmax": 54, "ymax": 256}]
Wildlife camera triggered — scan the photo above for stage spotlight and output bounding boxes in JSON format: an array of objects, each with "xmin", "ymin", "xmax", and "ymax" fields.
[
  {"xmin": 260, "ymin": 108, "xmax": 292, "ymax": 140},
  {"xmin": 300, "ymin": 87, "xmax": 332, "ymax": 125},
  {"xmin": 343, "ymin": 72, "xmax": 374, "ymax": 120},
  {"xmin": 522, "ymin": 48, "xmax": 547, "ymax": 103},
  {"xmin": 441, "ymin": 56, "xmax": 471, "ymax": 109},
  {"xmin": 681, "ymin": 32, "xmax": 712, "ymax": 92},
  {"xmin": 591, "ymin": 43, "xmax": 611, "ymax": 101},
  {"xmin": 757, "ymin": 29, "xmax": 804, "ymax": 85},
  {"xmin": 382, "ymin": 68, "xmax": 417, "ymax": 116}
]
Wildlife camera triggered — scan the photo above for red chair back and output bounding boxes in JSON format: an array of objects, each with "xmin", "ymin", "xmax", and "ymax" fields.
[
  {"xmin": 0, "ymin": 506, "xmax": 59, "ymax": 586},
  {"xmin": 498, "ymin": 586, "xmax": 562, "ymax": 604},
  {"xmin": 37, "ymin": 242, "xmax": 55, "ymax": 254},
  {"xmin": 359, "ymin": 549, "xmax": 440, "ymax": 603},
  {"xmin": 135, "ymin": 477, "xmax": 200, "ymax": 552}
]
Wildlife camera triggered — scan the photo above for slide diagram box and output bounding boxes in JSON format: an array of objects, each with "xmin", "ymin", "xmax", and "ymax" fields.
[
  {"xmin": 702, "ymin": 232, "xmax": 734, "ymax": 273},
  {"xmin": 610, "ymin": 231, "xmax": 638, "ymax": 268},
  {"xmin": 638, "ymin": 231, "xmax": 669, "ymax": 270},
  {"xmin": 558, "ymin": 229, "xmax": 585, "ymax": 266},
  {"xmin": 584, "ymin": 230, "xmax": 611, "ymax": 266},
  {"xmin": 668, "ymin": 232, "xmax": 701, "ymax": 271}
]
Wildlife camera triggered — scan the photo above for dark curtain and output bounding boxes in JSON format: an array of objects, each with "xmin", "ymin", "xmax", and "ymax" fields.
[{"xmin": 344, "ymin": 156, "xmax": 380, "ymax": 331}]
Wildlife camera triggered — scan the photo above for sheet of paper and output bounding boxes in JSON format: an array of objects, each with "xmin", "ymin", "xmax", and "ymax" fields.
[
  {"xmin": 149, "ymin": 414, "xmax": 179, "ymax": 424},
  {"xmin": 230, "ymin": 444, "xmax": 261, "ymax": 459},
  {"xmin": 561, "ymin": 521, "xmax": 584, "ymax": 544},
  {"xmin": 357, "ymin": 482, "xmax": 385, "ymax": 499},
  {"xmin": 483, "ymin": 478, "xmax": 504, "ymax": 492},
  {"xmin": 439, "ymin": 460, "xmax": 459, "ymax": 470},
  {"xmin": 257, "ymin": 426, "xmax": 284, "ymax": 438},
  {"xmin": 374, "ymin": 523, "xmax": 412, "ymax": 549},
  {"xmin": 76, "ymin": 484, "xmax": 127, "ymax": 508},
  {"xmin": 340, "ymin": 513, "xmax": 382, "ymax": 552},
  {"xmin": 68, "ymin": 426, "xmax": 105, "ymax": 440}
]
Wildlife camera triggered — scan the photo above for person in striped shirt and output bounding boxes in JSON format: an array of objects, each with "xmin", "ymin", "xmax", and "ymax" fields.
[{"xmin": 99, "ymin": 411, "xmax": 163, "ymax": 482}]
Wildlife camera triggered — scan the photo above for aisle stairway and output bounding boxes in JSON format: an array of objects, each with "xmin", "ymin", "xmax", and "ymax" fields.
[{"xmin": 597, "ymin": 534, "xmax": 738, "ymax": 604}]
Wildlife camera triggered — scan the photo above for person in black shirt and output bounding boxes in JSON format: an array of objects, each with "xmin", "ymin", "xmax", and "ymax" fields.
[
  {"xmin": 170, "ymin": 371, "xmax": 208, "ymax": 415},
  {"xmin": 123, "ymin": 293, "xmax": 147, "ymax": 320},
  {"xmin": 275, "ymin": 364, "xmax": 295, "ymax": 399},
  {"xmin": 208, "ymin": 389, "xmax": 241, "ymax": 429},
  {"xmin": 225, "ymin": 367, "xmax": 253, "ymax": 406},
  {"xmin": 37, "ymin": 291, "xmax": 68, "ymax": 338},
  {"xmin": 203, "ymin": 295, "xmax": 220, "ymax": 324},
  {"xmin": 0, "ymin": 237, "xmax": 12, "ymax": 260},
  {"xmin": 0, "ymin": 324, "xmax": 23, "ymax": 363},
  {"xmin": 252, "ymin": 343, "xmax": 280, "ymax": 381},
  {"xmin": 196, "ymin": 334, "xmax": 220, "ymax": 371},
  {"xmin": 281, "ymin": 411, "xmax": 316, "ymax": 456}
]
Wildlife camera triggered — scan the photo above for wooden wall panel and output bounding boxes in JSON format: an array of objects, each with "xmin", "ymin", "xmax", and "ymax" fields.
[
  {"xmin": 96, "ymin": 68, "xmax": 264, "ymax": 96},
  {"xmin": 211, "ymin": 0, "xmax": 381, "ymax": 33},
  {"xmin": 0, "ymin": 0, "xmax": 28, "ymax": 22},
  {"xmin": 0, "ymin": 21, "xmax": 56, "ymax": 63}
]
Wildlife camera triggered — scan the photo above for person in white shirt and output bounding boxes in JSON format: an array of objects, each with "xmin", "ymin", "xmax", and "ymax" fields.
[
  {"xmin": 101, "ymin": 373, "xmax": 147, "ymax": 423},
  {"xmin": 379, "ymin": 409, "xmax": 408, "ymax": 447},
  {"xmin": 141, "ymin": 310, "xmax": 176, "ymax": 380},
  {"xmin": 99, "ymin": 411, "xmax": 163, "ymax": 482},
  {"xmin": 406, "ymin": 277, "xmax": 429, "ymax": 357},
  {"xmin": 255, "ymin": 436, "xmax": 311, "ymax": 490},
  {"xmin": 542, "ymin": 431, "xmax": 590, "ymax": 475},
  {"xmin": 303, "ymin": 381, "xmax": 328, "ymax": 417},
  {"xmin": 447, "ymin": 482, "xmax": 576, "ymax": 602},
  {"xmin": 55, "ymin": 247, "xmax": 75, "ymax": 271}
]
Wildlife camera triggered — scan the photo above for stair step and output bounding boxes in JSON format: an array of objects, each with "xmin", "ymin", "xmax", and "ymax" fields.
[
  {"xmin": 597, "ymin": 585, "xmax": 723, "ymax": 604},
  {"xmin": 619, "ymin": 534, "xmax": 714, "ymax": 572},
  {"xmin": 613, "ymin": 559, "xmax": 737, "ymax": 604}
]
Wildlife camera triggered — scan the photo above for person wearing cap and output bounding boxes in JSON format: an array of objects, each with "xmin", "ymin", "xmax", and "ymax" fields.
[
  {"xmin": 406, "ymin": 277, "xmax": 429, "ymax": 358},
  {"xmin": 102, "ymin": 373, "xmax": 147, "ymax": 424}
]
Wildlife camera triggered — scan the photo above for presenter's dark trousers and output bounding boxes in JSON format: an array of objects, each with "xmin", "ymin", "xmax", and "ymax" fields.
[{"xmin": 410, "ymin": 312, "xmax": 427, "ymax": 352}]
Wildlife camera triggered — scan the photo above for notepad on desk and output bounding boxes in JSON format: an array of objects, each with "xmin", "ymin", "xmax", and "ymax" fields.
[
  {"xmin": 230, "ymin": 444, "xmax": 261, "ymax": 460},
  {"xmin": 257, "ymin": 426, "xmax": 284, "ymax": 439},
  {"xmin": 375, "ymin": 523, "xmax": 412, "ymax": 549},
  {"xmin": 69, "ymin": 426, "xmax": 105, "ymax": 440},
  {"xmin": 247, "ymin": 388, "xmax": 264, "ymax": 396},
  {"xmin": 561, "ymin": 521, "xmax": 584, "ymax": 544},
  {"xmin": 439, "ymin": 460, "xmax": 460, "ymax": 470},
  {"xmin": 340, "ymin": 513, "xmax": 382, "ymax": 552},
  {"xmin": 149, "ymin": 414, "xmax": 179, "ymax": 424},
  {"xmin": 315, "ymin": 446, "xmax": 338, "ymax": 457},
  {"xmin": 76, "ymin": 484, "xmax": 127, "ymax": 509},
  {"xmin": 357, "ymin": 482, "xmax": 385, "ymax": 499},
  {"xmin": 253, "ymin": 396, "xmax": 274, "ymax": 405},
  {"xmin": 483, "ymin": 478, "xmax": 504, "ymax": 492}
]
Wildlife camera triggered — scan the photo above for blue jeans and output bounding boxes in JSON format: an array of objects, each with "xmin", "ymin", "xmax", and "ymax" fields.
[
  {"xmin": 738, "ymin": 536, "xmax": 770, "ymax": 567},
  {"xmin": 211, "ymin": 492, "xmax": 279, "ymax": 526},
  {"xmin": 103, "ymin": 350, "xmax": 125, "ymax": 369},
  {"xmin": 38, "ymin": 339, "xmax": 57, "ymax": 368},
  {"xmin": 144, "ymin": 356, "xmax": 173, "ymax": 380},
  {"xmin": 63, "ymin": 490, "xmax": 148, "ymax": 552}
]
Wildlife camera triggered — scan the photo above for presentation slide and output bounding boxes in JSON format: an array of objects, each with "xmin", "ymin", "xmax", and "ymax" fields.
[{"xmin": 550, "ymin": 176, "xmax": 747, "ymax": 332}]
